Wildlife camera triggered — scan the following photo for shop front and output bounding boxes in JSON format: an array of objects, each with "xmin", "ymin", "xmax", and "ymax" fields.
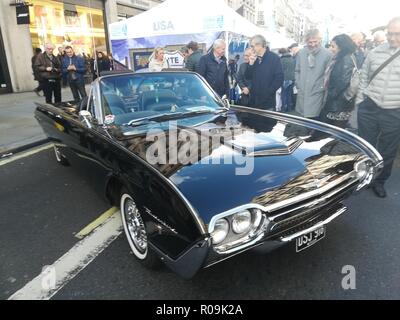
[
  {"xmin": 29, "ymin": 0, "xmax": 108, "ymax": 58},
  {"xmin": 0, "ymin": 0, "xmax": 162, "ymax": 93}
]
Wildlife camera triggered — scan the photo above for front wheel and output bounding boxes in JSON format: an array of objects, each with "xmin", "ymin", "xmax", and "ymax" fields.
[{"xmin": 120, "ymin": 191, "xmax": 161, "ymax": 269}]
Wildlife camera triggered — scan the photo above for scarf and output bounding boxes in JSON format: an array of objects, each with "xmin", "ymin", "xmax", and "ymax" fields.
[{"xmin": 323, "ymin": 56, "xmax": 337, "ymax": 89}]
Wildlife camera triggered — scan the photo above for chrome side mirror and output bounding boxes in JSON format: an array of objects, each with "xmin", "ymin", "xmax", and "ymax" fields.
[
  {"xmin": 221, "ymin": 95, "xmax": 231, "ymax": 110},
  {"xmin": 79, "ymin": 110, "xmax": 92, "ymax": 129}
]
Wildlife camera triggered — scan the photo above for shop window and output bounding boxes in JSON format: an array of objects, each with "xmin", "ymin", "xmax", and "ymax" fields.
[{"xmin": 29, "ymin": 0, "xmax": 106, "ymax": 58}]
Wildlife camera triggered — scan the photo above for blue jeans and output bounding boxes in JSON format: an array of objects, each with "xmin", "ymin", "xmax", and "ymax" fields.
[{"xmin": 281, "ymin": 80, "xmax": 294, "ymax": 113}]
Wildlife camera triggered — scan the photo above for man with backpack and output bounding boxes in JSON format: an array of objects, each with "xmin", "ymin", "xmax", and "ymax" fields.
[{"xmin": 356, "ymin": 17, "xmax": 400, "ymax": 198}]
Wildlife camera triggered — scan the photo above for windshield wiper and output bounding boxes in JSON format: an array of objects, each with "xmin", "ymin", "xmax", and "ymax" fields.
[{"xmin": 124, "ymin": 109, "xmax": 225, "ymax": 127}]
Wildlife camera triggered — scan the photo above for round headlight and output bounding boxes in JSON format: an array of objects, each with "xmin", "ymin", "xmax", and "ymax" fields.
[
  {"xmin": 211, "ymin": 219, "xmax": 229, "ymax": 245},
  {"xmin": 232, "ymin": 210, "xmax": 252, "ymax": 234},
  {"xmin": 355, "ymin": 161, "xmax": 368, "ymax": 180}
]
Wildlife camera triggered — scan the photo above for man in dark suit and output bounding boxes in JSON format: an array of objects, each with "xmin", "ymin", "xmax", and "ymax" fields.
[
  {"xmin": 31, "ymin": 48, "xmax": 44, "ymax": 96},
  {"xmin": 197, "ymin": 39, "xmax": 230, "ymax": 98},
  {"xmin": 245, "ymin": 35, "xmax": 284, "ymax": 110}
]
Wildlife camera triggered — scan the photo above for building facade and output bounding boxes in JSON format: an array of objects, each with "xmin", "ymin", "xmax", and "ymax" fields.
[
  {"xmin": 254, "ymin": 0, "xmax": 317, "ymax": 44},
  {"xmin": 0, "ymin": 0, "xmax": 162, "ymax": 94},
  {"xmin": 225, "ymin": 0, "xmax": 256, "ymax": 24}
]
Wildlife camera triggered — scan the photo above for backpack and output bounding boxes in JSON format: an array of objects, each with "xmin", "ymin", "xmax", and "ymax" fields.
[{"xmin": 343, "ymin": 55, "xmax": 360, "ymax": 102}]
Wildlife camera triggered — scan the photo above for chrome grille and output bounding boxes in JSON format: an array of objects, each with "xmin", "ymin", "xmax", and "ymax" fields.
[{"xmin": 268, "ymin": 179, "xmax": 358, "ymax": 236}]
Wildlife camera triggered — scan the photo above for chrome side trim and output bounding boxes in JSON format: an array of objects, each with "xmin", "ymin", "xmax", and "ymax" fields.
[{"xmin": 279, "ymin": 206, "xmax": 347, "ymax": 242}]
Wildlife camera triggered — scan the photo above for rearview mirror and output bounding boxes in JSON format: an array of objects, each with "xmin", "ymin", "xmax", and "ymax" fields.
[{"xmin": 79, "ymin": 110, "xmax": 92, "ymax": 129}]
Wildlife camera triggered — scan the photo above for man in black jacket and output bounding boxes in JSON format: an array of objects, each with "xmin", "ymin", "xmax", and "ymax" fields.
[
  {"xmin": 236, "ymin": 48, "xmax": 252, "ymax": 106},
  {"xmin": 197, "ymin": 39, "xmax": 230, "ymax": 98},
  {"xmin": 245, "ymin": 35, "xmax": 284, "ymax": 110},
  {"xmin": 34, "ymin": 43, "xmax": 62, "ymax": 104},
  {"xmin": 31, "ymin": 48, "xmax": 44, "ymax": 96},
  {"xmin": 185, "ymin": 41, "xmax": 203, "ymax": 72},
  {"xmin": 280, "ymin": 48, "xmax": 296, "ymax": 112}
]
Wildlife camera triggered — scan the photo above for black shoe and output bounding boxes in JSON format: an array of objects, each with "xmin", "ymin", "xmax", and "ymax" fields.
[
  {"xmin": 33, "ymin": 89, "xmax": 40, "ymax": 97},
  {"xmin": 372, "ymin": 184, "xmax": 387, "ymax": 198}
]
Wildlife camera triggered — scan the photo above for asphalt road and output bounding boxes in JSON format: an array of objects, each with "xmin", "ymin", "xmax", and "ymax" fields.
[{"xmin": 1, "ymin": 146, "xmax": 400, "ymax": 300}]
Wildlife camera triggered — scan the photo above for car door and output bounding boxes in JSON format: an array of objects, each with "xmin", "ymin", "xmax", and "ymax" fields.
[{"xmin": 61, "ymin": 84, "xmax": 115, "ymax": 197}]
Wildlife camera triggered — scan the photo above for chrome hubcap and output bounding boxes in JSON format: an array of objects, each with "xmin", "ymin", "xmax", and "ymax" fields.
[
  {"xmin": 54, "ymin": 146, "xmax": 62, "ymax": 161},
  {"xmin": 125, "ymin": 198, "xmax": 147, "ymax": 253}
]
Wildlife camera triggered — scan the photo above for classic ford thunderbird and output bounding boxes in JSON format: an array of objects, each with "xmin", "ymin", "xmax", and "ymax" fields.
[{"xmin": 35, "ymin": 71, "xmax": 383, "ymax": 278}]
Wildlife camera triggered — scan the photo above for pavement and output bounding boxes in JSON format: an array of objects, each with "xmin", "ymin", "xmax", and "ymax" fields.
[{"xmin": 0, "ymin": 86, "xmax": 89, "ymax": 157}]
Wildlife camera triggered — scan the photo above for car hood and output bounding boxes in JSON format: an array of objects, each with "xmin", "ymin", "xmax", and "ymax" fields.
[{"xmin": 116, "ymin": 107, "xmax": 382, "ymax": 225}]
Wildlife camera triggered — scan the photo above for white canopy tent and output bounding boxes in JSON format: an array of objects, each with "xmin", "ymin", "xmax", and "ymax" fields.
[
  {"xmin": 109, "ymin": 0, "xmax": 262, "ymax": 40},
  {"xmin": 109, "ymin": 0, "xmax": 265, "ymax": 69}
]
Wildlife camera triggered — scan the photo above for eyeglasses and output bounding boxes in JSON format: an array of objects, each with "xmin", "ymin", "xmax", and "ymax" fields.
[{"xmin": 387, "ymin": 32, "xmax": 400, "ymax": 38}]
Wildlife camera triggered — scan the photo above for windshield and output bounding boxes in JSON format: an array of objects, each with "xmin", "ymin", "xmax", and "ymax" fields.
[{"xmin": 99, "ymin": 72, "xmax": 224, "ymax": 126}]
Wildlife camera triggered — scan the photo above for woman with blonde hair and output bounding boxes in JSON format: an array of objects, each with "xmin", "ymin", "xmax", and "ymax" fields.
[{"xmin": 148, "ymin": 47, "xmax": 169, "ymax": 72}]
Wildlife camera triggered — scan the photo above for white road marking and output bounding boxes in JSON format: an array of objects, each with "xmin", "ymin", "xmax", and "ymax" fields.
[
  {"xmin": 8, "ymin": 212, "xmax": 123, "ymax": 300},
  {"xmin": 0, "ymin": 143, "xmax": 53, "ymax": 166}
]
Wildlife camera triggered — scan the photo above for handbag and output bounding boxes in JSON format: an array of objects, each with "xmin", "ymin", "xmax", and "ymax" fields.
[{"xmin": 343, "ymin": 55, "xmax": 360, "ymax": 102}]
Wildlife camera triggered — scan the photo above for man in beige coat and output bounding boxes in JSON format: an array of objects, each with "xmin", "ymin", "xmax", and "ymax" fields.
[
  {"xmin": 357, "ymin": 17, "xmax": 400, "ymax": 198},
  {"xmin": 295, "ymin": 29, "xmax": 332, "ymax": 119}
]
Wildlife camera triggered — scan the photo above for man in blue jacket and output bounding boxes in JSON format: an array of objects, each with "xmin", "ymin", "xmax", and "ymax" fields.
[
  {"xmin": 245, "ymin": 35, "xmax": 284, "ymax": 110},
  {"xmin": 62, "ymin": 46, "xmax": 87, "ymax": 103},
  {"xmin": 197, "ymin": 39, "xmax": 230, "ymax": 98}
]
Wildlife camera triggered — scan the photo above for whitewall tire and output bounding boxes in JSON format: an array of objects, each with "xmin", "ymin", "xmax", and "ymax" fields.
[{"xmin": 120, "ymin": 190, "xmax": 161, "ymax": 268}]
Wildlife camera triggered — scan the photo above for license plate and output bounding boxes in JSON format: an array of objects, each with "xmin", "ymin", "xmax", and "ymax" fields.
[{"xmin": 296, "ymin": 226, "xmax": 326, "ymax": 253}]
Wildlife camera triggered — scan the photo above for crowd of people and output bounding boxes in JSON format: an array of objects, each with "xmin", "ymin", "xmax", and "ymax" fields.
[
  {"xmin": 31, "ymin": 44, "xmax": 115, "ymax": 104},
  {"xmin": 154, "ymin": 16, "xmax": 400, "ymax": 199}
]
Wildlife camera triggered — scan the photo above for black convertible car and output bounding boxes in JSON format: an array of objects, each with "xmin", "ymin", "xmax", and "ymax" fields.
[{"xmin": 35, "ymin": 71, "xmax": 383, "ymax": 278}]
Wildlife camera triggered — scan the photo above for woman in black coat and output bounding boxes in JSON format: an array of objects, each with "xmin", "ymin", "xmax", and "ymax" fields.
[
  {"xmin": 93, "ymin": 52, "xmax": 111, "ymax": 80},
  {"xmin": 321, "ymin": 34, "xmax": 357, "ymax": 128}
]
